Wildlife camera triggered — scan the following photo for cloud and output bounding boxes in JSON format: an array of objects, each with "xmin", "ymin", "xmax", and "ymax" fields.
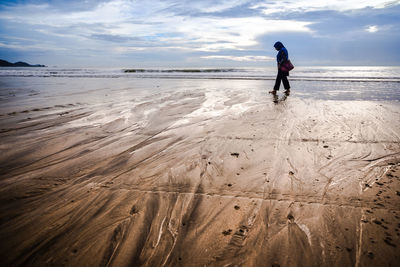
[
  {"xmin": 0, "ymin": 0, "xmax": 313, "ymax": 53},
  {"xmin": 90, "ymin": 34, "xmax": 141, "ymax": 43},
  {"xmin": 366, "ymin": 25, "xmax": 378, "ymax": 33},
  {"xmin": 0, "ymin": 41, "xmax": 68, "ymax": 51},
  {"xmin": 168, "ymin": 0, "xmax": 252, "ymax": 14},
  {"xmin": 251, "ymin": 0, "xmax": 399, "ymax": 15},
  {"xmin": 201, "ymin": 55, "xmax": 274, "ymax": 62},
  {"xmin": 0, "ymin": 0, "xmax": 399, "ymax": 66},
  {"xmin": 175, "ymin": 17, "xmax": 312, "ymax": 51}
]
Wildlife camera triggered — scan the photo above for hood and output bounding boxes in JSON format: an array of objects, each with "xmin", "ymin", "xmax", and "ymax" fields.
[{"xmin": 274, "ymin": 41, "xmax": 284, "ymax": 50}]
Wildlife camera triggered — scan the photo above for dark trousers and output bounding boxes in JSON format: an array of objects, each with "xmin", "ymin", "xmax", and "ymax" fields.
[{"xmin": 274, "ymin": 69, "xmax": 290, "ymax": 90}]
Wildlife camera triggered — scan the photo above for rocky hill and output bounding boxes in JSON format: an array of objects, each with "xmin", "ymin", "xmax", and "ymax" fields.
[{"xmin": 0, "ymin": 59, "xmax": 45, "ymax": 67}]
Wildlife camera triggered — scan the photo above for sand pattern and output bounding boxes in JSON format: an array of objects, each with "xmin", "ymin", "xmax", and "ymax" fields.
[{"xmin": 0, "ymin": 79, "xmax": 399, "ymax": 266}]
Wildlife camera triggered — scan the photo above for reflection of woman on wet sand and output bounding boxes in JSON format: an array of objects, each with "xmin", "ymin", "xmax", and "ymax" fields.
[
  {"xmin": 272, "ymin": 90, "xmax": 289, "ymax": 104},
  {"xmin": 270, "ymin": 41, "xmax": 291, "ymax": 95}
]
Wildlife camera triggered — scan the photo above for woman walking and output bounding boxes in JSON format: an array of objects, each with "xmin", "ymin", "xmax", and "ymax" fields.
[{"xmin": 270, "ymin": 41, "xmax": 290, "ymax": 94}]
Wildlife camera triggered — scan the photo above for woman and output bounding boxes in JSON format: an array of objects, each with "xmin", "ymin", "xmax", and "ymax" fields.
[{"xmin": 270, "ymin": 41, "xmax": 290, "ymax": 94}]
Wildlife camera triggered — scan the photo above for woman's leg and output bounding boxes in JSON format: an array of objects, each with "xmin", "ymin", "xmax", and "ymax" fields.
[
  {"xmin": 282, "ymin": 73, "xmax": 290, "ymax": 90},
  {"xmin": 273, "ymin": 70, "xmax": 282, "ymax": 90}
]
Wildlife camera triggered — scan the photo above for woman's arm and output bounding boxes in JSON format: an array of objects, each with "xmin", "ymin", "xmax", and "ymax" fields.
[{"xmin": 277, "ymin": 49, "xmax": 288, "ymax": 68}]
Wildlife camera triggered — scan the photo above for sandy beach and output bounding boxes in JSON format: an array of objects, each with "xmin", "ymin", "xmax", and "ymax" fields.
[{"xmin": 0, "ymin": 77, "xmax": 399, "ymax": 266}]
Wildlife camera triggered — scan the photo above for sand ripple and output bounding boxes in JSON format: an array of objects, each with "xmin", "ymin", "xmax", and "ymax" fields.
[{"xmin": 0, "ymin": 80, "xmax": 399, "ymax": 266}]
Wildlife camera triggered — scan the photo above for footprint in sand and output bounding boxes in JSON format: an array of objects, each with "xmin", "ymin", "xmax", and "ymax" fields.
[
  {"xmin": 367, "ymin": 251, "xmax": 374, "ymax": 259},
  {"xmin": 222, "ymin": 229, "xmax": 232, "ymax": 236},
  {"xmin": 230, "ymin": 152, "xmax": 239, "ymax": 158},
  {"xmin": 130, "ymin": 205, "xmax": 139, "ymax": 215}
]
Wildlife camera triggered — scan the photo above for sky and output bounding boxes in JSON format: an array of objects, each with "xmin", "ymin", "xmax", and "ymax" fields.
[{"xmin": 0, "ymin": 0, "xmax": 399, "ymax": 67}]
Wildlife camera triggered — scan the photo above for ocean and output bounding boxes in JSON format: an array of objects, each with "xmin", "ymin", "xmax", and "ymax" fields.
[
  {"xmin": 1, "ymin": 66, "xmax": 400, "ymax": 82},
  {"xmin": 0, "ymin": 66, "xmax": 399, "ymax": 107}
]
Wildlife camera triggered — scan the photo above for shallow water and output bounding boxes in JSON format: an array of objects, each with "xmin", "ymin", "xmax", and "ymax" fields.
[
  {"xmin": 0, "ymin": 66, "xmax": 399, "ymax": 103},
  {"xmin": 1, "ymin": 66, "xmax": 400, "ymax": 81}
]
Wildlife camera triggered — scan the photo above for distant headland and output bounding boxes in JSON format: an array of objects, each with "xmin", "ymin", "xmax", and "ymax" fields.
[{"xmin": 0, "ymin": 59, "xmax": 46, "ymax": 67}]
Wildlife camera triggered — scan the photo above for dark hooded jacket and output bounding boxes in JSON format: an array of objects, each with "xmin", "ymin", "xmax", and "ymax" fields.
[{"xmin": 274, "ymin": 41, "xmax": 289, "ymax": 66}]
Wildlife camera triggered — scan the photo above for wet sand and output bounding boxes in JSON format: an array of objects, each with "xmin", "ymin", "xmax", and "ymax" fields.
[{"xmin": 0, "ymin": 78, "xmax": 399, "ymax": 266}]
